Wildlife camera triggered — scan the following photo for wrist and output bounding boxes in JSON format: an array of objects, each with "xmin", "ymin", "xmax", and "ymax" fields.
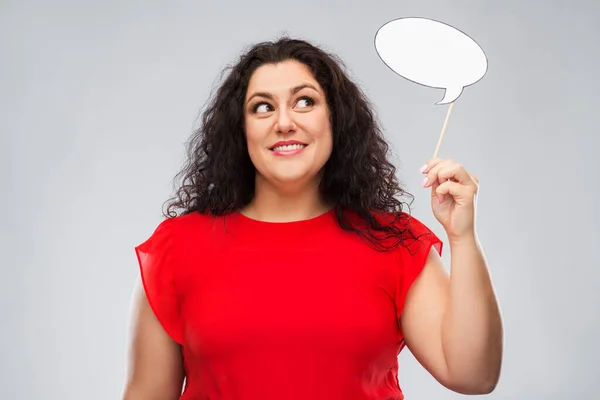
[{"xmin": 448, "ymin": 231, "xmax": 479, "ymax": 247}]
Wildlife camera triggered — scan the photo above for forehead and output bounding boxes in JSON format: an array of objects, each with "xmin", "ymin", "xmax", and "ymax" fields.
[{"xmin": 246, "ymin": 60, "xmax": 321, "ymax": 94}]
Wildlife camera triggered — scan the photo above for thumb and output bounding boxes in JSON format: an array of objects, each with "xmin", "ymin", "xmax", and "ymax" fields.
[{"xmin": 430, "ymin": 178, "xmax": 442, "ymax": 203}]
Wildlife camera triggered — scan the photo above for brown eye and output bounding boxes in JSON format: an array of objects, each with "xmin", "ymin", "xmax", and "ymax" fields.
[
  {"xmin": 252, "ymin": 102, "xmax": 272, "ymax": 113},
  {"xmin": 296, "ymin": 96, "xmax": 315, "ymax": 108}
]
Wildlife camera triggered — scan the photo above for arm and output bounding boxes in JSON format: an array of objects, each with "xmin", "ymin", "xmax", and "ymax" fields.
[
  {"xmin": 122, "ymin": 280, "xmax": 185, "ymax": 400},
  {"xmin": 400, "ymin": 235, "xmax": 503, "ymax": 394}
]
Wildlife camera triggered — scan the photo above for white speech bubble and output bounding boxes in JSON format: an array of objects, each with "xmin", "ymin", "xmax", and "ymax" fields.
[{"xmin": 375, "ymin": 17, "xmax": 488, "ymax": 104}]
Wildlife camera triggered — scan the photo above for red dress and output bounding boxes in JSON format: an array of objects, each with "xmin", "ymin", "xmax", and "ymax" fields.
[{"xmin": 135, "ymin": 209, "xmax": 442, "ymax": 400}]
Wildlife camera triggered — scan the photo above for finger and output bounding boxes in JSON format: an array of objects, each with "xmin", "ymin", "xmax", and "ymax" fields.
[
  {"xmin": 431, "ymin": 161, "xmax": 478, "ymax": 192},
  {"xmin": 424, "ymin": 159, "xmax": 453, "ymax": 188},
  {"xmin": 436, "ymin": 180, "xmax": 477, "ymax": 204},
  {"xmin": 421, "ymin": 158, "xmax": 444, "ymax": 174},
  {"xmin": 436, "ymin": 162, "xmax": 470, "ymax": 185},
  {"xmin": 423, "ymin": 160, "xmax": 451, "ymax": 203},
  {"xmin": 430, "ymin": 176, "xmax": 445, "ymax": 204}
]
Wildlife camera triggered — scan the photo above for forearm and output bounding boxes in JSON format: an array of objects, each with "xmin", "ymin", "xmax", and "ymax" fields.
[
  {"xmin": 123, "ymin": 384, "xmax": 181, "ymax": 400},
  {"xmin": 441, "ymin": 234, "xmax": 503, "ymax": 392}
]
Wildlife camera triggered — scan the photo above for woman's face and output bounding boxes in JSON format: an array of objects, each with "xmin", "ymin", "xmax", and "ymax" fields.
[{"xmin": 243, "ymin": 60, "xmax": 333, "ymax": 189}]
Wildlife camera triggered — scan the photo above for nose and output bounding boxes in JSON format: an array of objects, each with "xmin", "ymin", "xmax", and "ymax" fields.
[{"xmin": 274, "ymin": 107, "xmax": 296, "ymax": 134}]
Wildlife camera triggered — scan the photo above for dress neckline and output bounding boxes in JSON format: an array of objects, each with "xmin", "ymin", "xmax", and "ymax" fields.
[{"xmin": 234, "ymin": 208, "xmax": 335, "ymax": 226}]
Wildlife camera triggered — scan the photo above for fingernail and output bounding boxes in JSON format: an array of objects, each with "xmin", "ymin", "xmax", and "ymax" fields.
[
  {"xmin": 420, "ymin": 164, "xmax": 428, "ymax": 173},
  {"xmin": 421, "ymin": 176, "xmax": 428, "ymax": 187}
]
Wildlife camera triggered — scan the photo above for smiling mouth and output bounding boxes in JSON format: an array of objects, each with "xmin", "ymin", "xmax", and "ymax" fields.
[{"xmin": 270, "ymin": 143, "xmax": 308, "ymax": 152}]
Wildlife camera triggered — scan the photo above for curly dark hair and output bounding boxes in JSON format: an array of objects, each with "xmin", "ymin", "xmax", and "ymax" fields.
[{"xmin": 163, "ymin": 36, "xmax": 423, "ymax": 252}]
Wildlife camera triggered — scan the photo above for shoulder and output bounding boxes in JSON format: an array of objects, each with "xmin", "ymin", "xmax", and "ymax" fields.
[
  {"xmin": 153, "ymin": 211, "xmax": 220, "ymax": 234},
  {"xmin": 368, "ymin": 210, "xmax": 433, "ymax": 237},
  {"xmin": 137, "ymin": 211, "xmax": 220, "ymax": 252},
  {"xmin": 135, "ymin": 211, "xmax": 223, "ymax": 278},
  {"xmin": 371, "ymin": 210, "xmax": 442, "ymax": 255}
]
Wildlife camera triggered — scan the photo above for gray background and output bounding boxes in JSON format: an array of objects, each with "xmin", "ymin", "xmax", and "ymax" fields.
[{"xmin": 2, "ymin": 0, "xmax": 598, "ymax": 398}]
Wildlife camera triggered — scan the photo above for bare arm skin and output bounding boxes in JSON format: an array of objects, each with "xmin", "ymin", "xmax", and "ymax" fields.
[
  {"xmin": 122, "ymin": 280, "xmax": 185, "ymax": 400},
  {"xmin": 401, "ymin": 235, "xmax": 503, "ymax": 394}
]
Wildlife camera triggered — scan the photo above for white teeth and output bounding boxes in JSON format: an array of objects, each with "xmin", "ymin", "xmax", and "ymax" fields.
[{"xmin": 272, "ymin": 144, "xmax": 307, "ymax": 152}]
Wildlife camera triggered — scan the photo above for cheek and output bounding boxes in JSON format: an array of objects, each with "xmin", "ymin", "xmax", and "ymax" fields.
[
  {"xmin": 316, "ymin": 119, "xmax": 333, "ymax": 150},
  {"xmin": 244, "ymin": 124, "xmax": 269, "ymax": 167},
  {"xmin": 312, "ymin": 130, "xmax": 333, "ymax": 164},
  {"xmin": 323, "ymin": 135, "xmax": 333, "ymax": 158},
  {"xmin": 244, "ymin": 123, "xmax": 263, "ymax": 148},
  {"xmin": 305, "ymin": 111, "xmax": 332, "ymax": 138}
]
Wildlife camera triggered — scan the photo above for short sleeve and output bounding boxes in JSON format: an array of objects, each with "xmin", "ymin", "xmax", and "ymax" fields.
[
  {"xmin": 395, "ymin": 213, "xmax": 443, "ymax": 320},
  {"xmin": 134, "ymin": 217, "xmax": 183, "ymax": 344}
]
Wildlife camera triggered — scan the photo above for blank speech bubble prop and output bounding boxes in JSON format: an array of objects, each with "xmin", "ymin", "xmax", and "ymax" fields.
[{"xmin": 375, "ymin": 17, "xmax": 488, "ymax": 157}]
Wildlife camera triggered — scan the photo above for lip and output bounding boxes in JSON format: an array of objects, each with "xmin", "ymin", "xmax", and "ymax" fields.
[
  {"xmin": 269, "ymin": 140, "xmax": 308, "ymax": 150},
  {"xmin": 272, "ymin": 146, "xmax": 307, "ymax": 156},
  {"xmin": 270, "ymin": 140, "xmax": 309, "ymax": 157}
]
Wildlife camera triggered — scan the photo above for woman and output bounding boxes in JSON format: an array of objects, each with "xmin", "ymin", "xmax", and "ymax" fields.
[{"xmin": 123, "ymin": 37, "xmax": 503, "ymax": 400}]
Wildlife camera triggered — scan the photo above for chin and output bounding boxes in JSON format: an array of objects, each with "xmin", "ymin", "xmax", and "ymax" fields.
[
  {"xmin": 271, "ymin": 171, "xmax": 313, "ymax": 184},
  {"xmin": 258, "ymin": 167, "xmax": 317, "ymax": 186}
]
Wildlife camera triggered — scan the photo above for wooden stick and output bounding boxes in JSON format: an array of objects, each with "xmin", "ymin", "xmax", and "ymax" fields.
[{"xmin": 433, "ymin": 101, "xmax": 455, "ymax": 158}]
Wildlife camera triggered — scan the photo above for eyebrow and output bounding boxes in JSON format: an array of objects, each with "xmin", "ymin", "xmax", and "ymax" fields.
[{"xmin": 246, "ymin": 83, "xmax": 320, "ymax": 105}]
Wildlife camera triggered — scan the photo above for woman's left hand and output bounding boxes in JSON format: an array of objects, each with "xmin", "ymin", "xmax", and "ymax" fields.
[{"xmin": 421, "ymin": 158, "xmax": 480, "ymax": 242}]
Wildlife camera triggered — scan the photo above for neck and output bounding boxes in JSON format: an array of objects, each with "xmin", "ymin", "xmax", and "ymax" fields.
[{"xmin": 240, "ymin": 175, "xmax": 331, "ymax": 223}]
